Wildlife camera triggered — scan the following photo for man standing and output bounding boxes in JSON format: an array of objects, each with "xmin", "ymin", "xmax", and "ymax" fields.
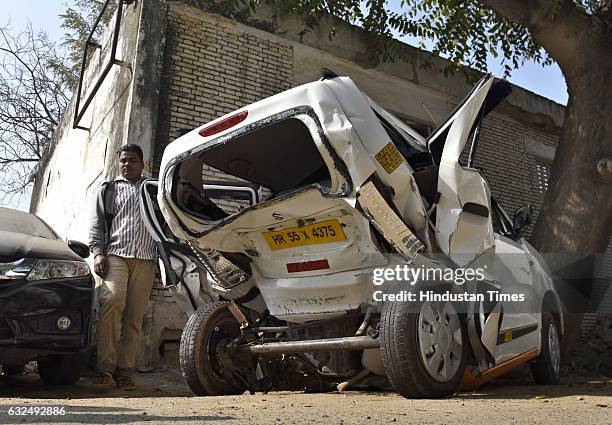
[{"xmin": 89, "ymin": 144, "xmax": 157, "ymax": 390}]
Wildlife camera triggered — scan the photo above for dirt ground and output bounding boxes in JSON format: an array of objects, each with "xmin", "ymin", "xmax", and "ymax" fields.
[{"xmin": 0, "ymin": 366, "xmax": 610, "ymax": 425}]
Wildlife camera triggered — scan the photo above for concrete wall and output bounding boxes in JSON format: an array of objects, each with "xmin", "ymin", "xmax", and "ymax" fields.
[
  {"xmin": 244, "ymin": 4, "xmax": 565, "ymax": 133},
  {"xmin": 30, "ymin": 0, "xmax": 165, "ymax": 242}
]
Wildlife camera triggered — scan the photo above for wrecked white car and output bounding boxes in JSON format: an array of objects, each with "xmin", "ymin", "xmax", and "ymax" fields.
[{"xmin": 142, "ymin": 72, "xmax": 565, "ymax": 398}]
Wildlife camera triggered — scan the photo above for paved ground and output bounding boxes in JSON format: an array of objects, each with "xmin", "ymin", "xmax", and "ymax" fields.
[{"xmin": 0, "ymin": 368, "xmax": 610, "ymax": 425}]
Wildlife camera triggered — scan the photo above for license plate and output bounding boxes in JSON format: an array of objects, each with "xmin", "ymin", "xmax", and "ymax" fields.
[{"xmin": 262, "ymin": 219, "xmax": 346, "ymax": 251}]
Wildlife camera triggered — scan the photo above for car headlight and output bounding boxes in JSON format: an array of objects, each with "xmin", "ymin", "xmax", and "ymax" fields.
[{"xmin": 27, "ymin": 260, "xmax": 90, "ymax": 281}]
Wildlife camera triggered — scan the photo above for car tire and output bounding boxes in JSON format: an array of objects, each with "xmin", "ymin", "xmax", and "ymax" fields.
[
  {"xmin": 179, "ymin": 301, "xmax": 250, "ymax": 396},
  {"xmin": 530, "ymin": 312, "xmax": 561, "ymax": 385},
  {"xmin": 38, "ymin": 354, "xmax": 82, "ymax": 385},
  {"xmin": 2, "ymin": 364, "xmax": 25, "ymax": 376},
  {"xmin": 380, "ymin": 283, "xmax": 468, "ymax": 398}
]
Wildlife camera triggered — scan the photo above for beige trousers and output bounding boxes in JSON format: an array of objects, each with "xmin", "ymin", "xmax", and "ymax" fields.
[{"xmin": 96, "ymin": 255, "xmax": 156, "ymax": 375}]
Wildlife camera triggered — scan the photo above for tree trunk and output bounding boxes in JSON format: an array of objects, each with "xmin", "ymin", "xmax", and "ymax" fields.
[{"xmin": 529, "ymin": 24, "xmax": 612, "ymax": 355}]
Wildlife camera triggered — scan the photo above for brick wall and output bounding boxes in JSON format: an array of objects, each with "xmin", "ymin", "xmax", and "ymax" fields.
[
  {"xmin": 473, "ymin": 114, "xmax": 611, "ymax": 338},
  {"xmin": 471, "ymin": 113, "xmax": 559, "ymax": 238},
  {"xmin": 153, "ymin": 3, "xmax": 293, "ymax": 176}
]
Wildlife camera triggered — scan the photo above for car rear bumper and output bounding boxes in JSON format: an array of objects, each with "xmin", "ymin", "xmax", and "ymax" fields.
[{"xmin": 0, "ymin": 276, "xmax": 94, "ymax": 362}]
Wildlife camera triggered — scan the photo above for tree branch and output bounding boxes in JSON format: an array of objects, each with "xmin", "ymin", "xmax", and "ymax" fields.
[
  {"xmin": 0, "ymin": 23, "xmax": 70, "ymax": 196},
  {"xmin": 0, "ymin": 157, "xmax": 39, "ymax": 163},
  {"xmin": 0, "ymin": 28, "xmax": 59, "ymax": 127},
  {"xmin": 480, "ymin": 0, "xmax": 593, "ymax": 76}
]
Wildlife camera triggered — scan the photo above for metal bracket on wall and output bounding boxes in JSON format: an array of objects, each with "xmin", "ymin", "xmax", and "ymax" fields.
[{"xmin": 72, "ymin": 0, "xmax": 134, "ymax": 131}]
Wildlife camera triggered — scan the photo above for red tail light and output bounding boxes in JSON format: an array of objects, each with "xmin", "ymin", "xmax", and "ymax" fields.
[
  {"xmin": 286, "ymin": 259, "xmax": 330, "ymax": 273},
  {"xmin": 199, "ymin": 111, "xmax": 248, "ymax": 138}
]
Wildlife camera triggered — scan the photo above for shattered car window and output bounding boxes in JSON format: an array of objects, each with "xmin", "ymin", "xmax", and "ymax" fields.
[{"xmin": 174, "ymin": 117, "xmax": 331, "ymax": 221}]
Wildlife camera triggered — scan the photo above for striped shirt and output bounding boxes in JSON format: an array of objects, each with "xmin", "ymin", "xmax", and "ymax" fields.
[{"xmin": 106, "ymin": 176, "xmax": 157, "ymax": 260}]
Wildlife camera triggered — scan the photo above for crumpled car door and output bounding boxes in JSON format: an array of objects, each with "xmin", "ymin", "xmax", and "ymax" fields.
[
  {"xmin": 139, "ymin": 179, "xmax": 216, "ymax": 317},
  {"xmin": 428, "ymin": 76, "xmax": 496, "ymax": 266}
]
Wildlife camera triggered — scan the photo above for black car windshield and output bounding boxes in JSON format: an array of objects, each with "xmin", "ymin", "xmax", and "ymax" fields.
[{"xmin": 0, "ymin": 207, "xmax": 58, "ymax": 239}]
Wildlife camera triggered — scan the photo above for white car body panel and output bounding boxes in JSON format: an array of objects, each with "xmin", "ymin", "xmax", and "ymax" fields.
[
  {"xmin": 194, "ymin": 188, "xmax": 388, "ymax": 279},
  {"xmin": 325, "ymin": 78, "xmax": 428, "ymax": 236},
  {"xmin": 434, "ymin": 77, "xmax": 495, "ymax": 265}
]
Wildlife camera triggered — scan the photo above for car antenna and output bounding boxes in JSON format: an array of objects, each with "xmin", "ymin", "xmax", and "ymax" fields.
[{"xmin": 421, "ymin": 101, "xmax": 438, "ymax": 126}]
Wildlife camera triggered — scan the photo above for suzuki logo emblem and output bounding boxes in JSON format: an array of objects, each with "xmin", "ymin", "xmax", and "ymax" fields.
[{"xmin": 272, "ymin": 212, "xmax": 283, "ymax": 221}]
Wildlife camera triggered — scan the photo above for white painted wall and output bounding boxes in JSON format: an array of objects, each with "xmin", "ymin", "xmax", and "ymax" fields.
[{"xmin": 31, "ymin": 2, "xmax": 146, "ymax": 268}]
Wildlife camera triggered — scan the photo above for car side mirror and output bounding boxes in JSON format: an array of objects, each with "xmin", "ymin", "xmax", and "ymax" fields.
[
  {"xmin": 68, "ymin": 240, "xmax": 91, "ymax": 259},
  {"xmin": 512, "ymin": 205, "xmax": 533, "ymax": 236}
]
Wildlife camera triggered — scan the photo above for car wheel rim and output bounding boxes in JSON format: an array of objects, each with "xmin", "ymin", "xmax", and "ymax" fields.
[
  {"xmin": 206, "ymin": 317, "xmax": 240, "ymax": 383},
  {"xmin": 548, "ymin": 322, "xmax": 560, "ymax": 376},
  {"xmin": 417, "ymin": 301, "xmax": 463, "ymax": 383}
]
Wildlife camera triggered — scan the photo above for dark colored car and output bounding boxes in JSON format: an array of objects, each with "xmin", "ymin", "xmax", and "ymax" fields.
[{"xmin": 0, "ymin": 206, "xmax": 94, "ymax": 385}]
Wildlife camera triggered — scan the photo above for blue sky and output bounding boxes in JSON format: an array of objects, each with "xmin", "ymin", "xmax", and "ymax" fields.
[
  {"xmin": 1, "ymin": 1, "xmax": 568, "ymax": 211},
  {"xmin": 4, "ymin": 0, "xmax": 65, "ymax": 40}
]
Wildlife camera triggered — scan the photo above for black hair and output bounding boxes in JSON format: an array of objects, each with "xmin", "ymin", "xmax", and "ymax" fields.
[{"xmin": 118, "ymin": 144, "xmax": 143, "ymax": 162}]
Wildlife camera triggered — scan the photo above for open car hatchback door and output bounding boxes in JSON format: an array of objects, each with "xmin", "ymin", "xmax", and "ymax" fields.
[{"xmin": 428, "ymin": 75, "xmax": 510, "ymax": 266}]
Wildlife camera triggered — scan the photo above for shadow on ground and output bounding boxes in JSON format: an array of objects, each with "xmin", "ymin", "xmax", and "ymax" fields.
[
  {"xmin": 0, "ymin": 367, "xmax": 193, "ymax": 399},
  {"xmin": 456, "ymin": 376, "xmax": 612, "ymax": 401},
  {"xmin": 1, "ymin": 366, "xmax": 610, "ymax": 402}
]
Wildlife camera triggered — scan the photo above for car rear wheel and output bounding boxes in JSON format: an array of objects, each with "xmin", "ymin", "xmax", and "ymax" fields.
[
  {"xmin": 38, "ymin": 354, "xmax": 82, "ymax": 385},
  {"xmin": 2, "ymin": 364, "xmax": 25, "ymax": 376},
  {"xmin": 380, "ymin": 284, "xmax": 467, "ymax": 398},
  {"xmin": 179, "ymin": 301, "xmax": 252, "ymax": 396},
  {"xmin": 530, "ymin": 312, "xmax": 561, "ymax": 385}
]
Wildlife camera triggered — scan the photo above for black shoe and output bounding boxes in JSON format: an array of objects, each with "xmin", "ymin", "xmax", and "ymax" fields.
[
  {"xmin": 91, "ymin": 372, "xmax": 113, "ymax": 388},
  {"xmin": 115, "ymin": 375, "xmax": 135, "ymax": 390}
]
